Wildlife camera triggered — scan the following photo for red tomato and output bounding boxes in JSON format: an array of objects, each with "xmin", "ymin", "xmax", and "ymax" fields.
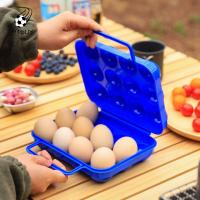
[
  {"xmin": 25, "ymin": 64, "xmax": 35, "ymax": 76},
  {"xmin": 37, "ymin": 54, "xmax": 42, "ymax": 61},
  {"xmin": 195, "ymin": 105, "xmax": 200, "ymax": 117},
  {"xmin": 192, "ymin": 118, "xmax": 200, "ymax": 132},
  {"xmin": 191, "ymin": 88, "xmax": 200, "ymax": 100},
  {"xmin": 30, "ymin": 60, "xmax": 40, "ymax": 70},
  {"xmin": 180, "ymin": 103, "xmax": 193, "ymax": 117},
  {"xmin": 183, "ymin": 85, "xmax": 193, "ymax": 97},
  {"xmin": 14, "ymin": 65, "xmax": 23, "ymax": 73}
]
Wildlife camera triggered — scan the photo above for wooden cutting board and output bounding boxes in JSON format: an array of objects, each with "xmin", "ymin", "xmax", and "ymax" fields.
[
  {"xmin": 165, "ymin": 94, "xmax": 200, "ymax": 141},
  {"xmin": 4, "ymin": 63, "xmax": 80, "ymax": 84}
]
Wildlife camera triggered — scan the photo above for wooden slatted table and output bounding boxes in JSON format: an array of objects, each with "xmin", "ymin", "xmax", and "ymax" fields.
[{"xmin": 1, "ymin": 17, "xmax": 200, "ymax": 200}]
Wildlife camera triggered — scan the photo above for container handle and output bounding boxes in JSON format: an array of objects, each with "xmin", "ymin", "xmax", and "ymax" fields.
[
  {"xmin": 93, "ymin": 31, "xmax": 135, "ymax": 62},
  {"xmin": 26, "ymin": 140, "xmax": 84, "ymax": 176}
]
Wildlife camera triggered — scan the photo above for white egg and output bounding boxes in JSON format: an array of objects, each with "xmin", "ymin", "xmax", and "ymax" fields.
[
  {"xmin": 90, "ymin": 124, "xmax": 114, "ymax": 149},
  {"xmin": 53, "ymin": 127, "xmax": 75, "ymax": 151},
  {"xmin": 55, "ymin": 108, "xmax": 76, "ymax": 128},
  {"xmin": 91, "ymin": 147, "xmax": 116, "ymax": 169},
  {"xmin": 76, "ymin": 101, "xmax": 98, "ymax": 122},
  {"xmin": 72, "ymin": 116, "xmax": 94, "ymax": 138},
  {"xmin": 69, "ymin": 136, "xmax": 94, "ymax": 163},
  {"xmin": 34, "ymin": 117, "xmax": 57, "ymax": 141},
  {"xmin": 113, "ymin": 137, "xmax": 138, "ymax": 162}
]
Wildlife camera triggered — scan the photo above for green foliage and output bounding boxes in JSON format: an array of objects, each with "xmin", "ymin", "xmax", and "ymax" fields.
[
  {"xmin": 189, "ymin": 15, "xmax": 200, "ymax": 24},
  {"xmin": 174, "ymin": 21, "xmax": 186, "ymax": 36},
  {"xmin": 149, "ymin": 19, "xmax": 165, "ymax": 34},
  {"xmin": 144, "ymin": 32, "xmax": 160, "ymax": 40}
]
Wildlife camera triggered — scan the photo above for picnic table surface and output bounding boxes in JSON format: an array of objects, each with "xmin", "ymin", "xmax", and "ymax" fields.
[{"xmin": 0, "ymin": 17, "xmax": 200, "ymax": 200}]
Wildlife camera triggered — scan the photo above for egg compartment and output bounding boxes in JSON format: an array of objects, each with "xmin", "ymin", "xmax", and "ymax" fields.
[
  {"xmin": 28, "ymin": 110, "xmax": 156, "ymax": 182},
  {"xmin": 27, "ymin": 32, "xmax": 167, "ymax": 182}
]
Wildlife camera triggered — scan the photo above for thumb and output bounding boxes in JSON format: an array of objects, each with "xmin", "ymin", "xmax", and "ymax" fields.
[
  {"xmin": 33, "ymin": 155, "xmax": 52, "ymax": 167},
  {"xmin": 64, "ymin": 29, "xmax": 93, "ymax": 44},
  {"xmin": 46, "ymin": 168, "xmax": 68, "ymax": 184}
]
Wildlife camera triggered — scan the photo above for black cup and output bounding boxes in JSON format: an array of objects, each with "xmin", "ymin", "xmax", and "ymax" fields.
[{"xmin": 132, "ymin": 40, "xmax": 165, "ymax": 79}]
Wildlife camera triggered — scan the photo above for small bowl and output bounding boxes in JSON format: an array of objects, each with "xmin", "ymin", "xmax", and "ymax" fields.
[{"xmin": 0, "ymin": 86, "xmax": 38, "ymax": 113}]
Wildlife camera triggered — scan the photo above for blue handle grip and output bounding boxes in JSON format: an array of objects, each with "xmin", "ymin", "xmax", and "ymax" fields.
[
  {"xmin": 26, "ymin": 140, "xmax": 84, "ymax": 176},
  {"xmin": 94, "ymin": 31, "xmax": 135, "ymax": 62}
]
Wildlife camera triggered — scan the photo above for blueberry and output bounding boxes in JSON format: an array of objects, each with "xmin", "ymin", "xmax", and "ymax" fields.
[
  {"xmin": 63, "ymin": 65, "xmax": 67, "ymax": 70},
  {"xmin": 40, "ymin": 60, "xmax": 45, "ymax": 65},
  {"xmin": 69, "ymin": 60, "xmax": 75, "ymax": 66},
  {"xmin": 66, "ymin": 59, "xmax": 71, "ymax": 65},
  {"xmin": 43, "ymin": 50, "xmax": 50, "ymax": 57},
  {"xmin": 34, "ymin": 73, "xmax": 39, "ymax": 77},
  {"xmin": 41, "ymin": 65, "xmax": 45, "ymax": 70},
  {"xmin": 62, "ymin": 54, "xmax": 68, "ymax": 60},
  {"xmin": 47, "ymin": 57, "xmax": 53, "ymax": 61},
  {"xmin": 73, "ymin": 58, "xmax": 78, "ymax": 63},
  {"xmin": 49, "ymin": 52, "xmax": 54, "ymax": 57},
  {"xmin": 55, "ymin": 55, "xmax": 60, "ymax": 60},
  {"xmin": 41, "ymin": 63, "xmax": 49, "ymax": 70},
  {"xmin": 53, "ymin": 68, "xmax": 60, "ymax": 74},
  {"xmin": 59, "ymin": 66, "xmax": 64, "ymax": 72},
  {"xmin": 34, "ymin": 69, "xmax": 41, "ymax": 77},
  {"xmin": 52, "ymin": 60, "xmax": 57, "ymax": 65},
  {"xmin": 45, "ymin": 68, "xmax": 52, "ymax": 74}
]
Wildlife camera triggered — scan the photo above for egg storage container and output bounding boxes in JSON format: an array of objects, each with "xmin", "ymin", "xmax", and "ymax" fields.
[{"xmin": 27, "ymin": 31, "xmax": 167, "ymax": 182}]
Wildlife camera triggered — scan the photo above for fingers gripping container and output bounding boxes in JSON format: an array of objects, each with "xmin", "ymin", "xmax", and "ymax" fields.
[{"xmin": 27, "ymin": 32, "xmax": 167, "ymax": 182}]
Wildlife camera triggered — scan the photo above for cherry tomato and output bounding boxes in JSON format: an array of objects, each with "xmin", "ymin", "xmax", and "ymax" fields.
[
  {"xmin": 192, "ymin": 118, "xmax": 200, "ymax": 132},
  {"xmin": 25, "ymin": 64, "xmax": 35, "ymax": 76},
  {"xmin": 191, "ymin": 88, "xmax": 200, "ymax": 100},
  {"xmin": 183, "ymin": 85, "xmax": 193, "ymax": 97},
  {"xmin": 180, "ymin": 103, "xmax": 193, "ymax": 117},
  {"xmin": 14, "ymin": 65, "xmax": 23, "ymax": 73},
  {"xmin": 172, "ymin": 95, "xmax": 186, "ymax": 111},
  {"xmin": 195, "ymin": 105, "xmax": 200, "ymax": 117},
  {"xmin": 30, "ymin": 60, "xmax": 40, "ymax": 70},
  {"xmin": 190, "ymin": 78, "xmax": 200, "ymax": 89},
  {"xmin": 37, "ymin": 54, "xmax": 42, "ymax": 61},
  {"xmin": 172, "ymin": 87, "xmax": 186, "ymax": 97}
]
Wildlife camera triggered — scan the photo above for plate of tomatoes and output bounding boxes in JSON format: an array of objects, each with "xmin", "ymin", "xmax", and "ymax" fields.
[
  {"xmin": 4, "ymin": 50, "xmax": 80, "ymax": 84},
  {"xmin": 166, "ymin": 78, "xmax": 200, "ymax": 141}
]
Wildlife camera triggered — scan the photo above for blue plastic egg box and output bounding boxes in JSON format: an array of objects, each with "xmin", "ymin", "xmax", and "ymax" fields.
[{"xmin": 27, "ymin": 31, "xmax": 167, "ymax": 182}]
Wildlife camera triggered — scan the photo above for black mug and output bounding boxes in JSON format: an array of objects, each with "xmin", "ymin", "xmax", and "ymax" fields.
[{"xmin": 132, "ymin": 40, "xmax": 165, "ymax": 79}]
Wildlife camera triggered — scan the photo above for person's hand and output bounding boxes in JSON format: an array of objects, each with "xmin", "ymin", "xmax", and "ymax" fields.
[
  {"xmin": 37, "ymin": 12, "xmax": 103, "ymax": 50},
  {"xmin": 17, "ymin": 150, "xmax": 67, "ymax": 195}
]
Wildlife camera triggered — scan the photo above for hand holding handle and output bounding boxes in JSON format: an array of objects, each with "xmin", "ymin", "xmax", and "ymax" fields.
[
  {"xmin": 26, "ymin": 140, "xmax": 84, "ymax": 176},
  {"xmin": 94, "ymin": 31, "xmax": 135, "ymax": 62}
]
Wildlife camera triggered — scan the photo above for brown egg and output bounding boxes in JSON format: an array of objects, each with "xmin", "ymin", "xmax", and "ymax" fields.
[
  {"xmin": 34, "ymin": 117, "xmax": 57, "ymax": 141},
  {"xmin": 55, "ymin": 108, "xmax": 76, "ymax": 128},
  {"xmin": 72, "ymin": 116, "xmax": 94, "ymax": 138},
  {"xmin": 76, "ymin": 101, "xmax": 98, "ymax": 122},
  {"xmin": 90, "ymin": 124, "xmax": 114, "ymax": 149},
  {"xmin": 91, "ymin": 147, "xmax": 116, "ymax": 169},
  {"xmin": 68, "ymin": 136, "xmax": 94, "ymax": 163},
  {"xmin": 52, "ymin": 127, "xmax": 75, "ymax": 151},
  {"xmin": 113, "ymin": 137, "xmax": 138, "ymax": 162}
]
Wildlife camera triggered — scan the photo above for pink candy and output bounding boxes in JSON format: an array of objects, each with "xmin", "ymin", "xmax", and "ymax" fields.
[{"xmin": 1, "ymin": 87, "xmax": 34, "ymax": 105}]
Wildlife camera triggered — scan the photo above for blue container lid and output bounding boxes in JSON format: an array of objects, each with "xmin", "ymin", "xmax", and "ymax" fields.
[{"xmin": 75, "ymin": 32, "xmax": 167, "ymax": 135}]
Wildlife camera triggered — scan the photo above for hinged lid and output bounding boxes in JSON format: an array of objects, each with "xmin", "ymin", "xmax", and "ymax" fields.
[{"xmin": 75, "ymin": 31, "xmax": 167, "ymax": 134}]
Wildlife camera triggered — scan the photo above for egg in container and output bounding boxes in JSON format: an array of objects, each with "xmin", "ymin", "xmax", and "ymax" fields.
[{"xmin": 27, "ymin": 31, "xmax": 167, "ymax": 182}]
